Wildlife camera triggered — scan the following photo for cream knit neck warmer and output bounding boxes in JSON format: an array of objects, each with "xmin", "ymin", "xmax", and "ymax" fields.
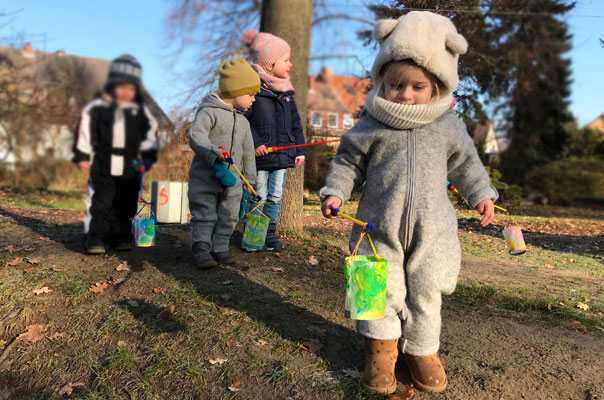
[{"xmin": 364, "ymin": 88, "xmax": 454, "ymax": 130}]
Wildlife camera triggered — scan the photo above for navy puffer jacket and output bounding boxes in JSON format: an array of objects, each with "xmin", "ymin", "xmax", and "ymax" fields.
[{"xmin": 245, "ymin": 84, "xmax": 306, "ymax": 170}]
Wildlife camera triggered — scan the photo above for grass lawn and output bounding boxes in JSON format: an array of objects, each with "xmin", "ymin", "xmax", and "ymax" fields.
[{"xmin": 0, "ymin": 193, "xmax": 603, "ymax": 399}]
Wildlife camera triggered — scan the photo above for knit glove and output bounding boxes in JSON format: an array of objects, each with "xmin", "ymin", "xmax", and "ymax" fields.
[{"xmin": 213, "ymin": 162, "xmax": 237, "ymax": 187}]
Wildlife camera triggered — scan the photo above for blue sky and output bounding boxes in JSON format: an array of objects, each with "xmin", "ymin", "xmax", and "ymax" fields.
[{"xmin": 1, "ymin": 0, "xmax": 602, "ymax": 125}]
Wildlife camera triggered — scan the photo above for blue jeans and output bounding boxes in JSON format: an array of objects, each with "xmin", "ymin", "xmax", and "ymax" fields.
[{"xmin": 248, "ymin": 169, "xmax": 287, "ymax": 223}]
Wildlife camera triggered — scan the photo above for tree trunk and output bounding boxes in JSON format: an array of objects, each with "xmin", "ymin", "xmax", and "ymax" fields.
[{"xmin": 260, "ymin": 0, "xmax": 313, "ymax": 233}]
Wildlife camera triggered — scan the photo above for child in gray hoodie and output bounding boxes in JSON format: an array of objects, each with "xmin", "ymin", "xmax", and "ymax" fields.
[
  {"xmin": 320, "ymin": 12, "xmax": 498, "ymax": 395},
  {"xmin": 188, "ymin": 59, "xmax": 259, "ymax": 269}
]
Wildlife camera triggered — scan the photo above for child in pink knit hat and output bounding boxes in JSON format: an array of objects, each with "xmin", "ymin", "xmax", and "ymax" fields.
[{"xmin": 241, "ymin": 29, "xmax": 306, "ymax": 252}]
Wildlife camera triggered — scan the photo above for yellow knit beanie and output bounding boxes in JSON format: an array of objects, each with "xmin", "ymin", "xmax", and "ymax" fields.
[{"xmin": 218, "ymin": 58, "xmax": 260, "ymax": 98}]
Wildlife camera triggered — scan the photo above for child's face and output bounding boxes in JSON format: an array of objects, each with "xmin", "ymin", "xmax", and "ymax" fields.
[
  {"xmin": 113, "ymin": 83, "xmax": 137, "ymax": 104},
  {"xmin": 232, "ymin": 93, "xmax": 257, "ymax": 112},
  {"xmin": 269, "ymin": 52, "xmax": 292, "ymax": 79},
  {"xmin": 383, "ymin": 63, "xmax": 434, "ymax": 105}
]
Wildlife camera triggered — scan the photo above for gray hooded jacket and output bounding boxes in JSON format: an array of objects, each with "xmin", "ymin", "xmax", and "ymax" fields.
[{"xmin": 188, "ymin": 93, "xmax": 256, "ymax": 191}]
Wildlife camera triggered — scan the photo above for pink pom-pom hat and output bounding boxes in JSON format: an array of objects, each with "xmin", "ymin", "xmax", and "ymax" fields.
[{"xmin": 242, "ymin": 29, "xmax": 291, "ymax": 69}]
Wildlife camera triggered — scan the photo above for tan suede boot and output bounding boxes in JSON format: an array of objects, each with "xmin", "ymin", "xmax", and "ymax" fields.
[
  {"xmin": 361, "ymin": 338, "xmax": 398, "ymax": 394},
  {"xmin": 403, "ymin": 353, "xmax": 447, "ymax": 393}
]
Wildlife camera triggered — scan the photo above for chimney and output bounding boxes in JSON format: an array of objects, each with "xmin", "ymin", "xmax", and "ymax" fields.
[
  {"xmin": 24, "ymin": 42, "xmax": 34, "ymax": 54},
  {"xmin": 56, "ymin": 49, "xmax": 66, "ymax": 56},
  {"xmin": 318, "ymin": 66, "xmax": 331, "ymax": 83},
  {"xmin": 22, "ymin": 42, "xmax": 35, "ymax": 59},
  {"xmin": 308, "ymin": 75, "xmax": 315, "ymax": 90}
]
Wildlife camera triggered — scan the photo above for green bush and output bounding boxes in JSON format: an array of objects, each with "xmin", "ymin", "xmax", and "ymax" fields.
[
  {"xmin": 486, "ymin": 167, "xmax": 523, "ymax": 208},
  {"xmin": 526, "ymin": 157, "xmax": 604, "ymax": 205}
]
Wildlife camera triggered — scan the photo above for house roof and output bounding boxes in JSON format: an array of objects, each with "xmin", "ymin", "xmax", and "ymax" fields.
[
  {"xmin": 586, "ymin": 114, "xmax": 604, "ymax": 137},
  {"xmin": 308, "ymin": 67, "xmax": 371, "ymax": 116},
  {"xmin": 0, "ymin": 44, "xmax": 172, "ymax": 129},
  {"xmin": 307, "ymin": 76, "xmax": 349, "ymax": 114}
]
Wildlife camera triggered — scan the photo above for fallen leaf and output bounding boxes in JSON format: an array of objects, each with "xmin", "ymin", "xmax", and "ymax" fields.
[
  {"xmin": 57, "ymin": 382, "xmax": 84, "ymax": 396},
  {"xmin": 342, "ymin": 368, "xmax": 362, "ymax": 379},
  {"xmin": 547, "ymin": 303, "xmax": 552, "ymax": 311},
  {"xmin": 221, "ymin": 293, "xmax": 232, "ymax": 301},
  {"xmin": 17, "ymin": 324, "xmax": 47, "ymax": 343},
  {"xmin": 117, "ymin": 340, "xmax": 128, "ymax": 347},
  {"xmin": 127, "ymin": 299, "xmax": 140, "ymax": 307},
  {"xmin": 50, "ymin": 265, "xmax": 64, "ymax": 272},
  {"xmin": 302, "ymin": 338, "xmax": 324, "ymax": 353},
  {"xmin": 38, "ymin": 236, "xmax": 50, "ymax": 241},
  {"xmin": 27, "ymin": 256, "xmax": 43, "ymax": 265},
  {"xmin": 116, "ymin": 261, "xmax": 131, "ymax": 271},
  {"xmin": 225, "ymin": 338, "xmax": 237, "ymax": 347},
  {"xmin": 82, "ymin": 256, "xmax": 88, "ymax": 263},
  {"xmin": 271, "ymin": 267, "xmax": 284, "ymax": 273},
  {"xmin": 32, "ymin": 286, "xmax": 52, "ymax": 295},
  {"xmin": 308, "ymin": 256, "xmax": 319, "ymax": 266},
  {"xmin": 228, "ymin": 379, "xmax": 242, "ymax": 392},
  {"xmin": 156, "ymin": 305, "xmax": 175, "ymax": 319},
  {"xmin": 4, "ymin": 244, "xmax": 15, "ymax": 253},
  {"xmin": 5, "ymin": 257, "xmax": 22, "ymax": 267},
  {"xmin": 582, "ymin": 296, "xmax": 590, "ymax": 303},
  {"xmin": 576, "ymin": 302, "xmax": 590, "ymax": 311},
  {"xmin": 576, "ymin": 325, "xmax": 587, "ymax": 334},
  {"xmin": 545, "ymin": 264, "xmax": 555, "ymax": 269},
  {"xmin": 110, "ymin": 277, "xmax": 125, "ymax": 285},
  {"xmin": 89, "ymin": 281, "xmax": 109, "ymax": 293},
  {"xmin": 0, "ymin": 340, "xmax": 6, "ymax": 348},
  {"xmin": 257, "ymin": 339, "xmax": 269, "ymax": 346},
  {"xmin": 222, "ymin": 280, "xmax": 232, "ymax": 285},
  {"xmin": 559, "ymin": 302, "xmax": 565, "ymax": 306},
  {"xmin": 208, "ymin": 358, "xmax": 228, "ymax": 365},
  {"xmin": 153, "ymin": 287, "xmax": 167, "ymax": 294}
]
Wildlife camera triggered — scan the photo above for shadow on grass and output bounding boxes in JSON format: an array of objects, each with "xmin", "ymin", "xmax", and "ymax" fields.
[{"xmin": 2, "ymin": 209, "xmax": 405, "ymax": 398}]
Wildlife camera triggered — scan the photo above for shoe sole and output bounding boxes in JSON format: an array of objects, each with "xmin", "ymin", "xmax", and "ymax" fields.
[
  {"xmin": 87, "ymin": 248, "xmax": 106, "ymax": 255},
  {"xmin": 194, "ymin": 261, "xmax": 218, "ymax": 269},
  {"xmin": 408, "ymin": 375, "xmax": 447, "ymax": 393},
  {"xmin": 361, "ymin": 380, "xmax": 397, "ymax": 395}
]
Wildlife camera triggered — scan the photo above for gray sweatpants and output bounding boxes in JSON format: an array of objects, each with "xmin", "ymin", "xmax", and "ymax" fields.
[{"xmin": 189, "ymin": 186, "xmax": 241, "ymax": 253}]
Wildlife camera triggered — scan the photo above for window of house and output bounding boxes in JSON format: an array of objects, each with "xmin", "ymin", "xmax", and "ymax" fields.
[
  {"xmin": 311, "ymin": 112, "xmax": 322, "ymax": 127},
  {"xmin": 343, "ymin": 114, "xmax": 354, "ymax": 129},
  {"xmin": 328, "ymin": 113, "xmax": 338, "ymax": 128}
]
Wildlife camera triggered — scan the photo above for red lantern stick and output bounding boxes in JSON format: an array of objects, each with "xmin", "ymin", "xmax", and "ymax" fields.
[{"xmin": 266, "ymin": 139, "xmax": 341, "ymax": 153}]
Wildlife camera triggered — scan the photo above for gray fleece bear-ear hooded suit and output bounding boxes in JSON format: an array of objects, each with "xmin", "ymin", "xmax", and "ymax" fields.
[{"xmin": 320, "ymin": 12, "xmax": 498, "ymax": 356}]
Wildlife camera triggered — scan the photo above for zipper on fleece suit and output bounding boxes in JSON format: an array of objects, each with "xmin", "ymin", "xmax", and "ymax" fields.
[{"xmin": 403, "ymin": 129, "xmax": 417, "ymax": 252}]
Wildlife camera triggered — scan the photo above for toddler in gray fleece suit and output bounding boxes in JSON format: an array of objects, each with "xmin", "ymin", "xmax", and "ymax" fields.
[
  {"xmin": 320, "ymin": 12, "xmax": 498, "ymax": 395},
  {"xmin": 188, "ymin": 59, "xmax": 259, "ymax": 269}
]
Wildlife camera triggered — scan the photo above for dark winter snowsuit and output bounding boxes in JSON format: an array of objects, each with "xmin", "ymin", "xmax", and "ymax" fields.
[{"xmin": 73, "ymin": 96, "xmax": 158, "ymax": 247}]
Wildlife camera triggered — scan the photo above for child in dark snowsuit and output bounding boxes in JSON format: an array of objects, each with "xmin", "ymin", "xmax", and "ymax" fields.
[
  {"xmin": 188, "ymin": 59, "xmax": 259, "ymax": 269},
  {"xmin": 73, "ymin": 54, "xmax": 158, "ymax": 255},
  {"xmin": 321, "ymin": 12, "xmax": 498, "ymax": 395},
  {"xmin": 241, "ymin": 30, "xmax": 306, "ymax": 252}
]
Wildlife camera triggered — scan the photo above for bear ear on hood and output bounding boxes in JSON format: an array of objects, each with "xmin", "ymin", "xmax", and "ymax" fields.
[
  {"xmin": 373, "ymin": 19, "xmax": 398, "ymax": 42},
  {"xmin": 445, "ymin": 31, "xmax": 468, "ymax": 55}
]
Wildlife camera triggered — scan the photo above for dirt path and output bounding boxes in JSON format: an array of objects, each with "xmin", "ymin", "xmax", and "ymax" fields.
[{"xmin": 0, "ymin": 206, "xmax": 602, "ymax": 399}]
